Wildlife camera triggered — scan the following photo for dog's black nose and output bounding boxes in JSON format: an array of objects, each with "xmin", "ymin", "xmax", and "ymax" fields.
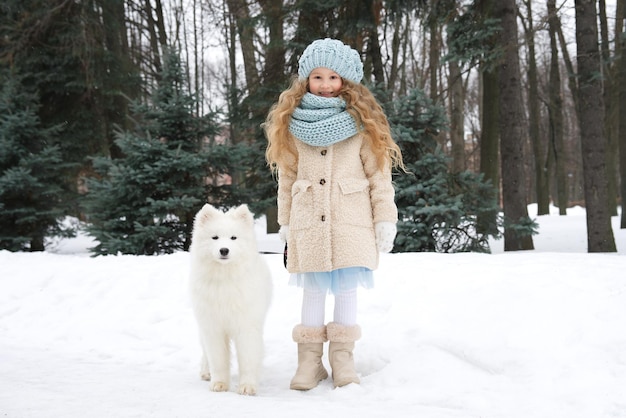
[{"xmin": 220, "ymin": 248, "xmax": 229, "ymax": 256}]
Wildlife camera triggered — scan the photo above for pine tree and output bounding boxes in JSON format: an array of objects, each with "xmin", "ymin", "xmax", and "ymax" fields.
[
  {"xmin": 83, "ymin": 51, "xmax": 217, "ymax": 255},
  {"xmin": 0, "ymin": 72, "xmax": 73, "ymax": 251},
  {"xmin": 385, "ymin": 87, "xmax": 505, "ymax": 253},
  {"xmin": 1, "ymin": 0, "xmax": 140, "ymax": 217},
  {"xmin": 222, "ymin": 62, "xmax": 288, "ymax": 227}
]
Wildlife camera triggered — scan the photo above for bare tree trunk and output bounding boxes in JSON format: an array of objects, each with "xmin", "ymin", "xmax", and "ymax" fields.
[
  {"xmin": 556, "ymin": 13, "xmax": 579, "ymax": 113},
  {"xmin": 448, "ymin": 56, "xmax": 465, "ymax": 173},
  {"xmin": 494, "ymin": 0, "xmax": 534, "ymax": 251},
  {"xmin": 258, "ymin": 0, "xmax": 286, "ymax": 96},
  {"xmin": 555, "ymin": 5, "xmax": 582, "ymax": 209},
  {"xmin": 547, "ymin": 0, "xmax": 567, "ymax": 215},
  {"xmin": 153, "ymin": 0, "xmax": 168, "ymax": 48},
  {"xmin": 224, "ymin": 3, "xmax": 238, "ymax": 144},
  {"xmin": 99, "ymin": 0, "xmax": 133, "ymax": 157},
  {"xmin": 195, "ymin": 0, "xmax": 205, "ymax": 116},
  {"xmin": 599, "ymin": 0, "xmax": 619, "ymax": 215},
  {"xmin": 368, "ymin": 26, "xmax": 385, "ymax": 86},
  {"xmin": 618, "ymin": 7, "xmax": 626, "ymax": 229},
  {"xmin": 428, "ymin": 5, "xmax": 439, "ymax": 102},
  {"xmin": 522, "ymin": 0, "xmax": 549, "ymax": 215},
  {"xmin": 610, "ymin": 0, "xmax": 624, "ymax": 224},
  {"xmin": 480, "ymin": 67, "xmax": 499, "ymax": 186},
  {"xmin": 257, "ymin": 0, "xmax": 285, "ymax": 235},
  {"xmin": 475, "ymin": 0, "xmax": 501, "ymax": 237},
  {"xmin": 225, "ymin": 0, "xmax": 258, "ymax": 95},
  {"xmin": 193, "ymin": 0, "xmax": 200, "ymax": 116},
  {"xmin": 144, "ymin": 0, "xmax": 163, "ymax": 78},
  {"xmin": 476, "ymin": 0, "xmax": 499, "ymax": 212},
  {"xmin": 177, "ymin": 0, "xmax": 192, "ymax": 94},
  {"xmin": 387, "ymin": 7, "xmax": 402, "ymax": 96},
  {"xmin": 399, "ymin": 14, "xmax": 410, "ymax": 95},
  {"xmin": 444, "ymin": 6, "xmax": 464, "ymax": 173},
  {"xmin": 574, "ymin": 0, "xmax": 617, "ymax": 252},
  {"xmin": 30, "ymin": 236, "xmax": 44, "ymax": 252}
]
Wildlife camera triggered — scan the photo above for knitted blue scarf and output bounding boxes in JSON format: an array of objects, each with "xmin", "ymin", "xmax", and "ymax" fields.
[{"xmin": 288, "ymin": 93, "xmax": 359, "ymax": 147}]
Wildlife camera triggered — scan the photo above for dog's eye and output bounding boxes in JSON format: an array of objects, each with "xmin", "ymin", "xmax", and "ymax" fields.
[
  {"xmin": 212, "ymin": 236, "xmax": 219, "ymax": 240},
  {"xmin": 230, "ymin": 236, "xmax": 237, "ymax": 240}
]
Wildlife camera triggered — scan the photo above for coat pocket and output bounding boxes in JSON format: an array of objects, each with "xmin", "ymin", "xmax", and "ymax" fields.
[
  {"xmin": 339, "ymin": 178, "xmax": 370, "ymax": 195},
  {"xmin": 338, "ymin": 178, "xmax": 372, "ymax": 227},
  {"xmin": 290, "ymin": 180, "xmax": 313, "ymax": 230}
]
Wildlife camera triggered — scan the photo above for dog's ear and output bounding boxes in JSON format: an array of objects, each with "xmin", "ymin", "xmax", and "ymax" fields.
[
  {"xmin": 195, "ymin": 204, "xmax": 221, "ymax": 225},
  {"xmin": 230, "ymin": 204, "xmax": 254, "ymax": 226}
]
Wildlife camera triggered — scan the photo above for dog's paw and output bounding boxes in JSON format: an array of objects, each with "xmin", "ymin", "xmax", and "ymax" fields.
[
  {"xmin": 210, "ymin": 381, "xmax": 229, "ymax": 392},
  {"xmin": 199, "ymin": 354, "xmax": 211, "ymax": 380},
  {"xmin": 237, "ymin": 383, "xmax": 257, "ymax": 396}
]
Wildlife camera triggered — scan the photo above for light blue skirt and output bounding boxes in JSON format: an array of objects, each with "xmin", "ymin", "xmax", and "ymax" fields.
[{"xmin": 289, "ymin": 267, "xmax": 374, "ymax": 294}]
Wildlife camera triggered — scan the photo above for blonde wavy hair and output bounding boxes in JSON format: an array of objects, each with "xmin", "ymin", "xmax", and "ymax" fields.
[{"xmin": 264, "ymin": 76, "xmax": 405, "ymax": 174}]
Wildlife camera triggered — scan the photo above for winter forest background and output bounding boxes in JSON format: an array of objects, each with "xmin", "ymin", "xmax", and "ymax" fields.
[{"xmin": 1, "ymin": 0, "xmax": 625, "ymax": 255}]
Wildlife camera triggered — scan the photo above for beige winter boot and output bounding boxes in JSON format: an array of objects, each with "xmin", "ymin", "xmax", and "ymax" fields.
[
  {"xmin": 289, "ymin": 325, "xmax": 329, "ymax": 390},
  {"xmin": 327, "ymin": 322, "xmax": 361, "ymax": 388}
]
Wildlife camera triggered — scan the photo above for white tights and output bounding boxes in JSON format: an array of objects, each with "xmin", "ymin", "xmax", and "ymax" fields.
[{"xmin": 301, "ymin": 287, "xmax": 357, "ymax": 327}]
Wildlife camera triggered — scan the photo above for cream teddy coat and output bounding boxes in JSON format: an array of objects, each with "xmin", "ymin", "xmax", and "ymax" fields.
[{"xmin": 277, "ymin": 133, "xmax": 397, "ymax": 273}]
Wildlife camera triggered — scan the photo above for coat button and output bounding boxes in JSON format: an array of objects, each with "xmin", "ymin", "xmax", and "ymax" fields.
[
  {"xmin": 321, "ymin": 150, "xmax": 327, "ymax": 156},
  {"xmin": 321, "ymin": 215, "xmax": 326, "ymax": 221},
  {"xmin": 320, "ymin": 179, "xmax": 326, "ymax": 185}
]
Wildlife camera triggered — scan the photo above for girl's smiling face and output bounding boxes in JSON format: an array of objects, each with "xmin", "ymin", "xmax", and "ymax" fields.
[{"xmin": 307, "ymin": 67, "xmax": 343, "ymax": 98}]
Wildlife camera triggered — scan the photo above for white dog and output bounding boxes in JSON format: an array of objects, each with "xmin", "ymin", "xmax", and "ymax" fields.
[{"xmin": 189, "ymin": 204, "xmax": 272, "ymax": 395}]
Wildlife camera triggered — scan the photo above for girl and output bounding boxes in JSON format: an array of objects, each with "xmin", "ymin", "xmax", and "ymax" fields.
[{"xmin": 264, "ymin": 38, "xmax": 404, "ymax": 390}]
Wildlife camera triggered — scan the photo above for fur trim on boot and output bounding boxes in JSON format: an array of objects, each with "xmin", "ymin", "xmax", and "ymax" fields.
[
  {"xmin": 292, "ymin": 325, "xmax": 328, "ymax": 344},
  {"xmin": 290, "ymin": 325, "xmax": 329, "ymax": 390},
  {"xmin": 327, "ymin": 322, "xmax": 361, "ymax": 387}
]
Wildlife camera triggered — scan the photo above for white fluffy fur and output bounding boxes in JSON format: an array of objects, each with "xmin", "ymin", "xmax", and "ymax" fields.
[{"xmin": 189, "ymin": 204, "xmax": 273, "ymax": 395}]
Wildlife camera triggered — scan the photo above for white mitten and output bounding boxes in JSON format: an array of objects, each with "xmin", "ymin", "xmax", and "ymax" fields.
[
  {"xmin": 279, "ymin": 225, "xmax": 290, "ymax": 243},
  {"xmin": 375, "ymin": 222, "xmax": 396, "ymax": 253}
]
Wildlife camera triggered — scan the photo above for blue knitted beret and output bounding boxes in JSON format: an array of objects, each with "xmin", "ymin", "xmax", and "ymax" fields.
[{"xmin": 298, "ymin": 38, "xmax": 364, "ymax": 83}]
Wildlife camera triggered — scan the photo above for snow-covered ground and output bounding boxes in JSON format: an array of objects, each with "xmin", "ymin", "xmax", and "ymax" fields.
[{"xmin": 1, "ymin": 205, "xmax": 626, "ymax": 418}]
